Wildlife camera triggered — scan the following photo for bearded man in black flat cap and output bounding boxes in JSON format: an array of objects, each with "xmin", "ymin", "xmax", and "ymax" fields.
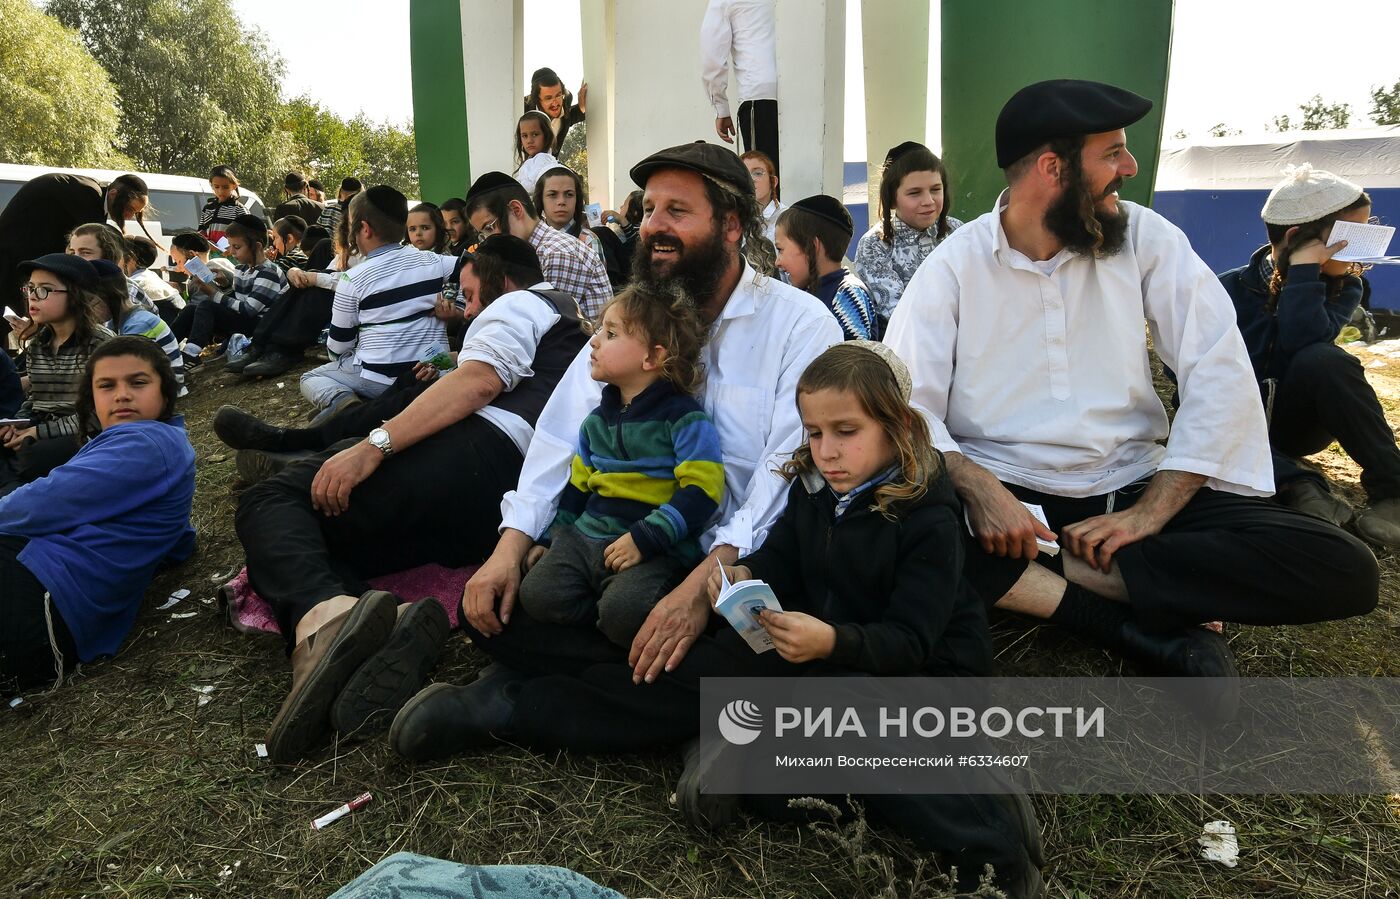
[{"xmin": 886, "ymin": 79, "xmax": 1378, "ymax": 699}]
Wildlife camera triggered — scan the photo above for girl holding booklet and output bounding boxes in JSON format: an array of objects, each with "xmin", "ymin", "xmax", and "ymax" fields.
[{"xmin": 400, "ymin": 341, "xmax": 1043, "ymax": 897}]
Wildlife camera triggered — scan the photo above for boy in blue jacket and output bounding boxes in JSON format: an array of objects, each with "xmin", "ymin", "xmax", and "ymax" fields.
[{"xmin": 0, "ymin": 336, "xmax": 194, "ymax": 691}]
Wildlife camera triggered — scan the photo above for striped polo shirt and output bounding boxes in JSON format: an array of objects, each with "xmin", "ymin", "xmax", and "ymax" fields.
[{"xmin": 326, "ymin": 243, "xmax": 456, "ymax": 384}]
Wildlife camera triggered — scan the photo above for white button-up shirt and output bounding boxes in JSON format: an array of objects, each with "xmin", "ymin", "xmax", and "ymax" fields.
[
  {"xmin": 700, "ymin": 0, "xmax": 778, "ymax": 119},
  {"xmin": 501, "ymin": 262, "xmax": 842, "ymax": 555},
  {"xmin": 885, "ymin": 192, "xmax": 1273, "ymax": 499}
]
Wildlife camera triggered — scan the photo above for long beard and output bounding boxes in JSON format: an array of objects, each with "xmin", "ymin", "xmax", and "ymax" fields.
[
  {"xmin": 632, "ymin": 226, "xmax": 728, "ymax": 304},
  {"xmin": 1044, "ymin": 169, "xmax": 1129, "ymax": 258}
]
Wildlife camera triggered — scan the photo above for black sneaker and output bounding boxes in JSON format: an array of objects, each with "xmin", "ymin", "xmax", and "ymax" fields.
[
  {"xmin": 389, "ymin": 663, "xmax": 526, "ymax": 761},
  {"xmin": 332, "ymin": 599, "xmax": 452, "ymax": 738},
  {"xmin": 243, "ymin": 350, "xmax": 301, "ymax": 379},
  {"xmin": 676, "ymin": 737, "xmax": 741, "ymax": 830},
  {"xmin": 236, "ymin": 448, "xmax": 313, "ymax": 485},
  {"xmin": 224, "ymin": 346, "xmax": 264, "ymax": 375},
  {"xmin": 213, "ymin": 405, "xmax": 287, "ymax": 451}
]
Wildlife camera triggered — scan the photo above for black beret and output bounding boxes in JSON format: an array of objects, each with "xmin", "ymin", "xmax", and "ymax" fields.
[
  {"xmin": 789, "ymin": 194, "xmax": 853, "ymax": 237},
  {"xmin": 364, "ymin": 185, "xmax": 409, "ymax": 225},
  {"xmin": 629, "ymin": 141, "xmax": 754, "ymax": 197},
  {"xmin": 473, "ymin": 234, "xmax": 540, "ymax": 271},
  {"xmin": 884, "ymin": 140, "xmax": 927, "ymax": 167},
  {"xmin": 465, "ymin": 171, "xmax": 521, "ymax": 204},
  {"xmin": 995, "ymin": 79, "xmax": 1152, "ymax": 168},
  {"xmin": 17, "ymin": 253, "xmax": 98, "ymax": 289},
  {"xmin": 231, "ymin": 213, "xmax": 268, "ymax": 232}
]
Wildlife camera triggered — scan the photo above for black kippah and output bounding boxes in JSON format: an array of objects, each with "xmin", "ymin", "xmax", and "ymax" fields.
[
  {"xmin": 231, "ymin": 213, "xmax": 267, "ymax": 231},
  {"xmin": 465, "ymin": 171, "xmax": 521, "ymax": 204},
  {"xmin": 364, "ymin": 185, "xmax": 409, "ymax": 225},
  {"xmin": 790, "ymin": 194, "xmax": 853, "ymax": 236},
  {"xmin": 995, "ymin": 79, "xmax": 1152, "ymax": 168},
  {"xmin": 884, "ymin": 141, "xmax": 927, "ymax": 166},
  {"xmin": 474, "ymin": 234, "xmax": 539, "ymax": 270}
]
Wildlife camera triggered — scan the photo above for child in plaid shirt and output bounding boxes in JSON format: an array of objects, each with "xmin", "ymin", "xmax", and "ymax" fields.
[{"xmin": 173, "ymin": 214, "xmax": 286, "ymax": 368}]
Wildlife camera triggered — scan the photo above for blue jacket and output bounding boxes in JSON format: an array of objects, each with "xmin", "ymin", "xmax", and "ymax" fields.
[
  {"xmin": 1218, "ymin": 245, "xmax": 1366, "ymax": 382},
  {"xmin": 0, "ymin": 417, "xmax": 196, "ymax": 661}
]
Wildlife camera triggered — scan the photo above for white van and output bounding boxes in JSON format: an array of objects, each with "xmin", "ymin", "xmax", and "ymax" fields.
[{"xmin": 0, "ymin": 163, "xmax": 267, "ymax": 253}]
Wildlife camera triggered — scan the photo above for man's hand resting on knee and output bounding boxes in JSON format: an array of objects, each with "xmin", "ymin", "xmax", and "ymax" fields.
[
  {"xmin": 462, "ymin": 529, "xmax": 537, "ymax": 637},
  {"xmin": 1061, "ymin": 470, "xmax": 1205, "ymax": 571},
  {"xmin": 628, "ymin": 546, "xmax": 736, "ymax": 684},
  {"xmin": 949, "ymin": 453, "xmax": 1056, "ymax": 559}
]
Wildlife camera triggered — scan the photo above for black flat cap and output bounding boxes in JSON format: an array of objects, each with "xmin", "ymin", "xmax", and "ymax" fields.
[
  {"xmin": 995, "ymin": 79, "xmax": 1152, "ymax": 168},
  {"xmin": 465, "ymin": 171, "xmax": 520, "ymax": 204},
  {"xmin": 473, "ymin": 234, "xmax": 540, "ymax": 270},
  {"xmin": 630, "ymin": 141, "xmax": 753, "ymax": 196},
  {"xmin": 364, "ymin": 185, "xmax": 409, "ymax": 224},
  {"xmin": 231, "ymin": 213, "xmax": 268, "ymax": 232},
  {"xmin": 17, "ymin": 253, "xmax": 98, "ymax": 289},
  {"xmin": 790, "ymin": 194, "xmax": 853, "ymax": 237}
]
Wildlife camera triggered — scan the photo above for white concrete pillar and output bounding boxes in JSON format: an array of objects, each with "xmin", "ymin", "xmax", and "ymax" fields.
[
  {"xmin": 861, "ymin": 0, "xmax": 931, "ymax": 219},
  {"xmin": 580, "ymin": 0, "xmax": 616, "ymax": 207},
  {"xmin": 462, "ymin": 0, "xmax": 525, "ymax": 181},
  {"xmin": 774, "ymin": 0, "xmax": 845, "ymax": 202}
]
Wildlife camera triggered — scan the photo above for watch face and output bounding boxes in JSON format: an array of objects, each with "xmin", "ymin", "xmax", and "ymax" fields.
[{"xmin": 370, "ymin": 429, "xmax": 389, "ymax": 449}]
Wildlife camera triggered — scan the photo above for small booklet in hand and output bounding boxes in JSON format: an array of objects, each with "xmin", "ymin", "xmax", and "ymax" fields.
[
  {"xmin": 714, "ymin": 564, "xmax": 784, "ymax": 653},
  {"xmin": 963, "ymin": 501, "xmax": 1060, "ymax": 556},
  {"xmin": 183, "ymin": 256, "xmax": 218, "ymax": 284}
]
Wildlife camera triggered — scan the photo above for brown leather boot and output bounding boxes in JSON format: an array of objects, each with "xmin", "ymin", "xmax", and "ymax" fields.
[{"xmin": 266, "ymin": 590, "xmax": 398, "ymax": 764}]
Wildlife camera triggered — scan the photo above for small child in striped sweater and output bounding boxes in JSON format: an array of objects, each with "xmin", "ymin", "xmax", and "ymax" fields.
[{"xmin": 519, "ymin": 283, "xmax": 725, "ymax": 647}]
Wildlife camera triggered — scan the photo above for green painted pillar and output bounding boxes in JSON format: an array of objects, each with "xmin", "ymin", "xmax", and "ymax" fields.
[
  {"xmin": 410, "ymin": 1, "xmax": 471, "ymax": 203},
  {"xmin": 940, "ymin": 0, "xmax": 1174, "ymax": 219}
]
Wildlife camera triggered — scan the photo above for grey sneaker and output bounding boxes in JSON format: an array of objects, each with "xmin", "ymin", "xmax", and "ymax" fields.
[
  {"xmin": 1356, "ymin": 497, "xmax": 1400, "ymax": 549},
  {"xmin": 1279, "ymin": 480, "xmax": 1354, "ymax": 529}
]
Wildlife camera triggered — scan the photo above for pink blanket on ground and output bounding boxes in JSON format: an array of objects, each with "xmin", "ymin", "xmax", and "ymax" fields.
[{"xmin": 221, "ymin": 564, "xmax": 477, "ymax": 635}]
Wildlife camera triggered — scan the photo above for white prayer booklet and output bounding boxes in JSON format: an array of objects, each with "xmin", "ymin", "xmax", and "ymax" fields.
[
  {"xmin": 1325, "ymin": 220, "xmax": 1395, "ymax": 262},
  {"xmin": 714, "ymin": 564, "xmax": 784, "ymax": 653},
  {"xmin": 964, "ymin": 501, "xmax": 1060, "ymax": 557},
  {"xmin": 183, "ymin": 256, "xmax": 217, "ymax": 284}
]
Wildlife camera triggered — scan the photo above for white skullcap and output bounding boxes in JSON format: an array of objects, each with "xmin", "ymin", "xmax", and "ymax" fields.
[{"xmin": 1260, "ymin": 163, "xmax": 1364, "ymax": 226}]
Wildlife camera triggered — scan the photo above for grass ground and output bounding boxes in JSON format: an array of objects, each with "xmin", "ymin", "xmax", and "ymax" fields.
[{"xmin": 1, "ymin": 343, "xmax": 1398, "ymax": 898}]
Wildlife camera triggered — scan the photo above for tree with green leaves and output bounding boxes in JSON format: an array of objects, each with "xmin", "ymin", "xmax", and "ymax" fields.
[
  {"xmin": 1371, "ymin": 79, "xmax": 1400, "ymax": 126},
  {"xmin": 0, "ymin": 0, "xmax": 124, "ymax": 167},
  {"xmin": 1269, "ymin": 95, "xmax": 1352, "ymax": 133},
  {"xmin": 46, "ymin": 0, "xmax": 298, "ymax": 198}
]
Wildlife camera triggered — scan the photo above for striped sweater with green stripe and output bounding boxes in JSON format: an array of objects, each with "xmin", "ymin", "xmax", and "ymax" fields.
[
  {"xmin": 21, "ymin": 325, "xmax": 114, "ymax": 439},
  {"xmin": 549, "ymin": 378, "xmax": 725, "ymax": 564}
]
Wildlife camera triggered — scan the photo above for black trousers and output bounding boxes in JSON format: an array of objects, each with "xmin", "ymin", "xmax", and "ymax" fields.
[
  {"xmin": 268, "ymin": 374, "xmax": 432, "ymax": 454},
  {"xmin": 236, "ymin": 416, "xmax": 523, "ymax": 650},
  {"xmin": 459, "ymin": 608, "xmax": 1022, "ymax": 865},
  {"xmin": 171, "ymin": 300, "xmax": 260, "ymax": 351},
  {"xmin": 0, "ymin": 536, "xmax": 76, "ymax": 691},
  {"xmin": 738, "ymin": 98, "xmax": 779, "ymax": 174},
  {"xmin": 963, "ymin": 478, "xmax": 1378, "ymax": 630},
  {"xmin": 250, "ymin": 286, "xmax": 333, "ymax": 355},
  {"xmin": 1269, "ymin": 342, "xmax": 1400, "ymax": 501}
]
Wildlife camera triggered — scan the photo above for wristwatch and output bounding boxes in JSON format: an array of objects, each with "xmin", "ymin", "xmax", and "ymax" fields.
[{"xmin": 367, "ymin": 427, "xmax": 394, "ymax": 456}]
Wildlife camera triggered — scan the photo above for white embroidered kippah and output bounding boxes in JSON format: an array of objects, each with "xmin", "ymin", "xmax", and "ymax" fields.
[
  {"xmin": 1260, "ymin": 163, "xmax": 1364, "ymax": 226},
  {"xmin": 849, "ymin": 340, "xmax": 913, "ymax": 401}
]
